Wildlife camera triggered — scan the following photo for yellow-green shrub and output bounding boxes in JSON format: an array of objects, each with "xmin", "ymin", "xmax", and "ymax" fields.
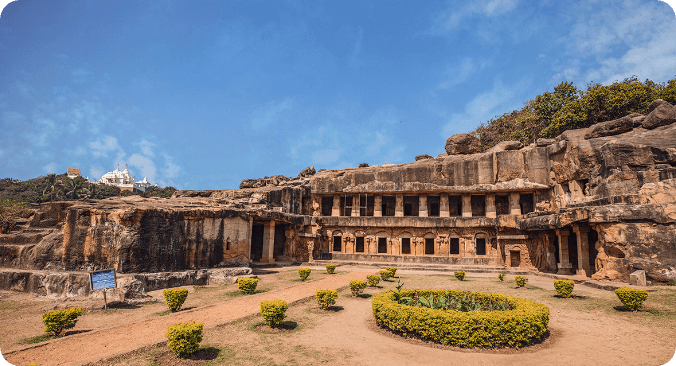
[
  {"xmin": 42, "ymin": 307, "xmax": 83, "ymax": 336},
  {"xmin": 367, "ymin": 275, "xmax": 381, "ymax": 287},
  {"xmin": 298, "ymin": 268, "xmax": 311, "ymax": 281},
  {"xmin": 315, "ymin": 290, "xmax": 338, "ymax": 310},
  {"xmin": 498, "ymin": 271, "xmax": 505, "ymax": 281},
  {"xmin": 454, "ymin": 271, "xmax": 465, "ymax": 281},
  {"xmin": 554, "ymin": 280, "xmax": 575, "ymax": 298},
  {"xmin": 238, "ymin": 278, "xmax": 259, "ymax": 294},
  {"xmin": 615, "ymin": 286, "xmax": 648, "ymax": 311},
  {"xmin": 372, "ymin": 289, "xmax": 550, "ymax": 348},
  {"xmin": 165, "ymin": 321, "xmax": 203, "ymax": 359},
  {"xmin": 325, "ymin": 264, "xmax": 336, "ymax": 274},
  {"xmin": 163, "ymin": 288, "xmax": 189, "ymax": 312},
  {"xmin": 515, "ymin": 276, "xmax": 528, "ymax": 287},
  {"xmin": 380, "ymin": 270, "xmax": 393, "ymax": 281},
  {"xmin": 349, "ymin": 280, "xmax": 367, "ymax": 296},
  {"xmin": 386, "ymin": 267, "xmax": 397, "ymax": 276},
  {"xmin": 260, "ymin": 299, "xmax": 288, "ymax": 326}
]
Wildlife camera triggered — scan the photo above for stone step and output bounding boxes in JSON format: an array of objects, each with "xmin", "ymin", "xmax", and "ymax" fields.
[{"xmin": 312, "ymin": 259, "xmax": 518, "ymax": 274}]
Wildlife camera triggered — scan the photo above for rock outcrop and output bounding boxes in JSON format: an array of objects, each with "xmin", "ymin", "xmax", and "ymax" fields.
[{"xmin": 445, "ymin": 133, "xmax": 481, "ymax": 155}]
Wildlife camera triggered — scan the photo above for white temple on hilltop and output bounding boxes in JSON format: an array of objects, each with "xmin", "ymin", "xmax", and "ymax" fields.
[{"xmin": 99, "ymin": 165, "xmax": 151, "ymax": 192}]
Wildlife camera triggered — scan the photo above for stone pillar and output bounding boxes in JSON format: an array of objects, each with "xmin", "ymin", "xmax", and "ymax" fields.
[
  {"xmin": 509, "ymin": 193, "xmax": 521, "ymax": 216},
  {"xmin": 486, "ymin": 194, "xmax": 496, "ymax": 218},
  {"xmin": 440, "ymin": 194, "xmax": 449, "ymax": 217},
  {"xmin": 395, "ymin": 194, "xmax": 404, "ymax": 217},
  {"xmin": 374, "ymin": 195, "xmax": 382, "ymax": 217},
  {"xmin": 261, "ymin": 221, "xmax": 275, "ymax": 263},
  {"xmin": 573, "ymin": 225, "xmax": 591, "ymax": 277},
  {"xmin": 419, "ymin": 195, "xmax": 428, "ymax": 217},
  {"xmin": 462, "ymin": 194, "xmax": 472, "ymax": 218},
  {"xmin": 556, "ymin": 229, "xmax": 572, "ymax": 274},
  {"xmin": 351, "ymin": 195, "xmax": 360, "ymax": 217},
  {"xmin": 332, "ymin": 195, "xmax": 340, "ymax": 217}
]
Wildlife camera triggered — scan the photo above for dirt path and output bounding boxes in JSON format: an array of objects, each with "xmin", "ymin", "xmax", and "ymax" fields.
[{"xmin": 5, "ymin": 271, "xmax": 369, "ymax": 366}]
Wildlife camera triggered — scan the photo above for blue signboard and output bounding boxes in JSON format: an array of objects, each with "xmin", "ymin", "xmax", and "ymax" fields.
[{"xmin": 90, "ymin": 269, "xmax": 116, "ymax": 290}]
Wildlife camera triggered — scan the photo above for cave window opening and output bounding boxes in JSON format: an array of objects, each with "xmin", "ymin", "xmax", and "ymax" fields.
[
  {"xmin": 496, "ymin": 195, "xmax": 510, "ymax": 215},
  {"xmin": 450, "ymin": 238, "xmax": 460, "ymax": 255},
  {"xmin": 355, "ymin": 237, "xmax": 365, "ymax": 253},
  {"xmin": 382, "ymin": 196, "xmax": 396, "ymax": 216},
  {"xmin": 333, "ymin": 236, "xmax": 342, "ymax": 252},
  {"xmin": 401, "ymin": 238, "xmax": 411, "ymax": 254},
  {"xmin": 425, "ymin": 238, "xmax": 435, "ymax": 255},
  {"xmin": 448, "ymin": 195, "xmax": 462, "ymax": 216},
  {"xmin": 476, "ymin": 238, "xmax": 486, "ymax": 256},
  {"xmin": 427, "ymin": 196, "xmax": 440, "ymax": 216},
  {"xmin": 520, "ymin": 193, "xmax": 534, "ymax": 214},
  {"xmin": 378, "ymin": 237, "xmax": 387, "ymax": 253},
  {"xmin": 321, "ymin": 196, "xmax": 333, "ymax": 216},
  {"xmin": 471, "ymin": 195, "xmax": 486, "ymax": 217}
]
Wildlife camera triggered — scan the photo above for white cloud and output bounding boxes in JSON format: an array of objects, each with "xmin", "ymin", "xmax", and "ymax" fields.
[
  {"xmin": 137, "ymin": 139, "xmax": 155, "ymax": 157},
  {"xmin": 89, "ymin": 166, "xmax": 105, "ymax": 181},
  {"xmin": 249, "ymin": 98, "xmax": 294, "ymax": 130},
  {"xmin": 437, "ymin": 58, "xmax": 482, "ymax": 89},
  {"xmin": 43, "ymin": 163, "xmax": 57, "ymax": 174},
  {"xmin": 437, "ymin": 0, "xmax": 521, "ymax": 31},
  {"xmin": 161, "ymin": 154, "xmax": 180, "ymax": 180},
  {"xmin": 129, "ymin": 153, "xmax": 157, "ymax": 184},
  {"xmin": 89, "ymin": 135, "xmax": 123, "ymax": 158},
  {"xmin": 73, "ymin": 146, "xmax": 86, "ymax": 156}
]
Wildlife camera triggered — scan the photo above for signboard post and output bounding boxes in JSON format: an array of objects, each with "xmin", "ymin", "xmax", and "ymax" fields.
[{"xmin": 89, "ymin": 269, "xmax": 117, "ymax": 310}]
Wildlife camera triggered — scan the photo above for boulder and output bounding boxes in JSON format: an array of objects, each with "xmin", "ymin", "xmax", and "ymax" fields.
[
  {"xmin": 485, "ymin": 141, "xmax": 523, "ymax": 154},
  {"xmin": 415, "ymin": 154, "xmax": 433, "ymax": 161},
  {"xmin": 436, "ymin": 152, "xmax": 449, "ymax": 158},
  {"xmin": 627, "ymin": 113, "xmax": 645, "ymax": 127},
  {"xmin": 642, "ymin": 101, "xmax": 676, "ymax": 129},
  {"xmin": 584, "ymin": 116, "xmax": 634, "ymax": 139},
  {"xmin": 646, "ymin": 99, "xmax": 670, "ymax": 114},
  {"xmin": 298, "ymin": 166, "xmax": 316, "ymax": 177},
  {"xmin": 358, "ymin": 163, "xmax": 369, "ymax": 168},
  {"xmin": 444, "ymin": 133, "xmax": 481, "ymax": 155},
  {"xmin": 535, "ymin": 138, "xmax": 555, "ymax": 147}
]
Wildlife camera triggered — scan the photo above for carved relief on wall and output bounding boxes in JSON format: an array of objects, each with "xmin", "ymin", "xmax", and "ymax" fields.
[
  {"xmin": 388, "ymin": 237, "xmax": 398, "ymax": 255},
  {"xmin": 312, "ymin": 199, "xmax": 321, "ymax": 216},
  {"xmin": 366, "ymin": 235, "xmax": 376, "ymax": 254},
  {"xmin": 436, "ymin": 235, "xmax": 449, "ymax": 255},
  {"xmin": 526, "ymin": 238, "xmax": 545, "ymax": 270},
  {"xmin": 344, "ymin": 233, "xmax": 355, "ymax": 254}
]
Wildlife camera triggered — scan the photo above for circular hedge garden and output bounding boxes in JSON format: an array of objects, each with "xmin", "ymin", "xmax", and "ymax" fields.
[{"xmin": 372, "ymin": 289, "xmax": 550, "ymax": 348}]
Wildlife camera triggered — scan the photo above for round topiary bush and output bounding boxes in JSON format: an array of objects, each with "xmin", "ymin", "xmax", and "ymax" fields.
[
  {"xmin": 326, "ymin": 264, "xmax": 336, "ymax": 274},
  {"xmin": 386, "ymin": 267, "xmax": 397, "ymax": 276},
  {"xmin": 372, "ymin": 289, "xmax": 550, "ymax": 348},
  {"xmin": 166, "ymin": 321, "xmax": 203, "ymax": 359},
  {"xmin": 315, "ymin": 290, "xmax": 338, "ymax": 310},
  {"xmin": 42, "ymin": 307, "xmax": 84, "ymax": 337},
  {"xmin": 380, "ymin": 270, "xmax": 393, "ymax": 281},
  {"xmin": 454, "ymin": 271, "xmax": 465, "ymax": 281},
  {"xmin": 238, "ymin": 278, "xmax": 260, "ymax": 294},
  {"xmin": 163, "ymin": 288, "xmax": 189, "ymax": 312},
  {"xmin": 260, "ymin": 299, "xmax": 288, "ymax": 327},
  {"xmin": 554, "ymin": 280, "xmax": 575, "ymax": 298},
  {"xmin": 615, "ymin": 286, "xmax": 648, "ymax": 311},
  {"xmin": 367, "ymin": 274, "xmax": 381, "ymax": 287},
  {"xmin": 298, "ymin": 268, "xmax": 311, "ymax": 281},
  {"xmin": 349, "ymin": 280, "xmax": 368, "ymax": 296}
]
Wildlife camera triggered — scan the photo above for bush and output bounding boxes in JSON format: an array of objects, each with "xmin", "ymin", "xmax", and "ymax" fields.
[
  {"xmin": 454, "ymin": 271, "xmax": 465, "ymax": 281},
  {"xmin": 554, "ymin": 280, "xmax": 575, "ymax": 298},
  {"xmin": 260, "ymin": 299, "xmax": 288, "ymax": 326},
  {"xmin": 166, "ymin": 321, "xmax": 203, "ymax": 359},
  {"xmin": 164, "ymin": 288, "xmax": 189, "ymax": 312},
  {"xmin": 238, "ymin": 278, "xmax": 259, "ymax": 294},
  {"xmin": 385, "ymin": 267, "xmax": 397, "ymax": 276},
  {"xmin": 42, "ymin": 307, "xmax": 83, "ymax": 336},
  {"xmin": 367, "ymin": 275, "xmax": 381, "ymax": 287},
  {"xmin": 615, "ymin": 287, "xmax": 649, "ymax": 311},
  {"xmin": 325, "ymin": 264, "xmax": 336, "ymax": 274},
  {"xmin": 372, "ymin": 289, "xmax": 550, "ymax": 348},
  {"xmin": 515, "ymin": 276, "xmax": 528, "ymax": 287},
  {"xmin": 298, "ymin": 268, "xmax": 311, "ymax": 281},
  {"xmin": 315, "ymin": 290, "xmax": 338, "ymax": 310},
  {"xmin": 380, "ymin": 270, "xmax": 393, "ymax": 281},
  {"xmin": 498, "ymin": 271, "xmax": 505, "ymax": 281},
  {"xmin": 349, "ymin": 280, "xmax": 368, "ymax": 296},
  {"xmin": 668, "ymin": 280, "xmax": 676, "ymax": 286}
]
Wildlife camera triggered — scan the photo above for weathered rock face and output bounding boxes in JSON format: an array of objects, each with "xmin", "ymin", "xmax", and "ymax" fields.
[
  {"xmin": 415, "ymin": 154, "xmax": 433, "ymax": 161},
  {"xmin": 445, "ymin": 133, "xmax": 481, "ymax": 155}
]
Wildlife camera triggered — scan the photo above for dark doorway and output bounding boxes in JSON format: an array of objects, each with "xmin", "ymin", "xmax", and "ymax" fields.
[
  {"xmin": 568, "ymin": 231, "xmax": 578, "ymax": 268},
  {"xmin": 588, "ymin": 228, "xmax": 599, "ymax": 272},
  {"xmin": 333, "ymin": 236, "xmax": 342, "ymax": 252},
  {"xmin": 361, "ymin": 196, "xmax": 375, "ymax": 217},
  {"xmin": 471, "ymin": 195, "xmax": 486, "ymax": 217},
  {"xmin": 321, "ymin": 196, "xmax": 333, "ymax": 216},
  {"xmin": 450, "ymin": 238, "xmax": 460, "ymax": 254},
  {"xmin": 403, "ymin": 196, "xmax": 419, "ymax": 216},
  {"xmin": 339, "ymin": 196, "xmax": 352, "ymax": 216},
  {"xmin": 251, "ymin": 223, "xmax": 264, "ymax": 261},
  {"xmin": 476, "ymin": 238, "xmax": 486, "ymax": 255},
  {"xmin": 378, "ymin": 237, "xmax": 387, "ymax": 253},
  {"xmin": 355, "ymin": 237, "xmax": 365, "ymax": 253},
  {"xmin": 496, "ymin": 195, "xmax": 509, "ymax": 215},
  {"xmin": 425, "ymin": 238, "xmax": 435, "ymax": 255},
  {"xmin": 520, "ymin": 193, "xmax": 534, "ymax": 214},
  {"xmin": 510, "ymin": 251, "xmax": 521, "ymax": 267},
  {"xmin": 273, "ymin": 224, "xmax": 286, "ymax": 258},
  {"xmin": 401, "ymin": 238, "xmax": 411, "ymax": 254},
  {"xmin": 382, "ymin": 196, "xmax": 396, "ymax": 216},
  {"xmin": 427, "ymin": 196, "xmax": 440, "ymax": 216},
  {"xmin": 449, "ymin": 195, "xmax": 462, "ymax": 216},
  {"xmin": 553, "ymin": 234, "xmax": 560, "ymax": 264}
]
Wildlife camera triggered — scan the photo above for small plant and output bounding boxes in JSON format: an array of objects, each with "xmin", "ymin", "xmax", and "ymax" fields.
[
  {"xmin": 399, "ymin": 291, "xmax": 513, "ymax": 312},
  {"xmin": 238, "ymin": 278, "xmax": 259, "ymax": 294},
  {"xmin": 515, "ymin": 276, "xmax": 528, "ymax": 287},
  {"xmin": 385, "ymin": 267, "xmax": 397, "ymax": 276},
  {"xmin": 325, "ymin": 264, "xmax": 336, "ymax": 274},
  {"xmin": 394, "ymin": 278, "xmax": 405, "ymax": 301},
  {"xmin": 349, "ymin": 280, "xmax": 368, "ymax": 297},
  {"xmin": 668, "ymin": 280, "xmax": 676, "ymax": 286},
  {"xmin": 498, "ymin": 271, "xmax": 506, "ymax": 281},
  {"xmin": 615, "ymin": 286, "xmax": 649, "ymax": 311},
  {"xmin": 163, "ymin": 288, "xmax": 189, "ymax": 312},
  {"xmin": 554, "ymin": 280, "xmax": 575, "ymax": 298},
  {"xmin": 454, "ymin": 271, "xmax": 465, "ymax": 281},
  {"xmin": 379, "ymin": 270, "xmax": 393, "ymax": 281},
  {"xmin": 166, "ymin": 321, "xmax": 203, "ymax": 359},
  {"xmin": 42, "ymin": 307, "xmax": 83, "ymax": 336},
  {"xmin": 367, "ymin": 274, "xmax": 381, "ymax": 287},
  {"xmin": 315, "ymin": 290, "xmax": 338, "ymax": 310},
  {"xmin": 298, "ymin": 268, "xmax": 311, "ymax": 281},
  {"xmin": 260, "ymin": 299, "xmax": 288, "ymax": 326}
]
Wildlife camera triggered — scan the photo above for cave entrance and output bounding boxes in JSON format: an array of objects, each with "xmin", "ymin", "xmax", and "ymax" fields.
[
  {"xmin": 588, "ymin": 228, "xmax": 599, "ymax": 272},
  {"xmin": 510, "ymin": 250, "xmax": 521, "ymax": 267},
  {"xmin": 568, "ymin": 230, "xmax": 579, "ymax": 269},
  {"xmin": 273, "ymin": 223, "xmax": 287, "ymax": 259},
  {"xmin": 250, "ymin": 222, "xmax": 265, "ymax": 261}
]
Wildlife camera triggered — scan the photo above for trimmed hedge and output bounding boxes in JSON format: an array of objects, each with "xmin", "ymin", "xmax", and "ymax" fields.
[
  {"xmin": 515, "ymin": 276, "xmax": 528, "ymax": 287},
  {"xmin": 349, "ymin": 280, "xmax": 368, "ymax": 296},
  {"xmin": 615, "ymin": 286, "xmax": 648, "ymax": 311},
  {"xmin": 166, "ymin": 321, "xmax": 203, "ymax": 358},
  {"xmin": 261, "ymin": 299, "xmax": 288, "ymax": 326},
  {"xmin": 380, "ymin": 270, "xmax": 393, "ymax": 281},
  {"xmin": 454, "ymin": 271, "xmax": 465, "ymax": 281},
  {"xmin": 386, "ymin": 267, "xmax": 397, "ymax": 276},
  {"xmin": 326, "ymin": 264, "xmax": 336, "ymax": 274},
  {"xmin": 238, "ymin": 278, "xmax": 259, "ymax": 294},
  {"xmin": 372, "ymin": 289, "xmax": 550, "ymax": 348},
  {"xmin": 164, "ymin": 288, "xmax": 189, "ymax": 312},
  {"xmin": 42, "ymin": 307, "xmax": 83, "ymax": 336},
  {"xmin": 367, "ymin": 275, "xmax": 381, "ymax": 287},
  {"xmin": 298, "ymin": 268, "xmax": 311, "ymax": 281},
  {"xmin": 554, "ymin": 280, "xmax": 575, "ymax": 298},
  {"xmin": 316, "ymin": 290, "xmax": 338, "ymax": 310}
]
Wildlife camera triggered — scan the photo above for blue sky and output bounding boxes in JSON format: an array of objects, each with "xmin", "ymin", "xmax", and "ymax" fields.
[{"xmin": 1, "ymin": 0, "xmax": 675, "ymax": 190}]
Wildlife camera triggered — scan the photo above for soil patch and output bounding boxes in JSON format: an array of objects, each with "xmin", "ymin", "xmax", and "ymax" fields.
[{"xmin": 154, "ymin": 347, "xmax": 220, "ymax": 366}]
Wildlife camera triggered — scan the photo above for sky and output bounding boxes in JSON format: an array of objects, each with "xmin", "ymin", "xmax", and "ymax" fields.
[{"xmin": 1, "ymin": 0, "xmax": 675, "ymax": 190}]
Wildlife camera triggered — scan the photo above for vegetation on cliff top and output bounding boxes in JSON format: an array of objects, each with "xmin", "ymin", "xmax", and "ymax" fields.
[{"xmin": 474, "ymin": 76, "xmax": 676, "ymax": 151}]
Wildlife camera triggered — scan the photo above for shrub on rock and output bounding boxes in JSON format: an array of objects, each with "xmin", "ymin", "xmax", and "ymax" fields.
[
  {"xmin": 42, "ymin": 307, "xmax": 83, "ymax": 337},
  {"xmin": 163, "ymin": 288, "xmax": 189, "ymax": 312},
  {"xmin": 554, "ymin": 280, "xmax": 575, "ymax": 298},
  {"xmin": 325, "ymin": 264, "xmax": 336, "ymax": 274},
  {"xmin": 238, "ymin": 278, "xmax": 259, "ymax": 294},
  {"xmin": 367, "ymin": 275, "xmax": 381, "ymax": 287},
  {"xmin": 615, "ymin": 286, "xmax": 648, "ymax": 311},
  {"xmin": 298, "ymin": 268, "xmax": 311, "ymax": 281},
  {"xmin": 349, "ymin": 280, "xmax": 368, "ymax": 297},
  {"xmin": 261, "ymin": 299, "xmax": 288, "ymax": 327},
  {"xmin": 454, "ymin": 271, "xmax": 465, "ymax": 281},
  {"xmin": 515, "ymin": 276, "xmax": 528, "ymax": 287},
  {"xmin": 166, "ymin": 321, "xmax": 203, "ymax": 359},
  {"xmin": 315, "ymin": 290, "xmax": 338, "ymax": 310}
]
